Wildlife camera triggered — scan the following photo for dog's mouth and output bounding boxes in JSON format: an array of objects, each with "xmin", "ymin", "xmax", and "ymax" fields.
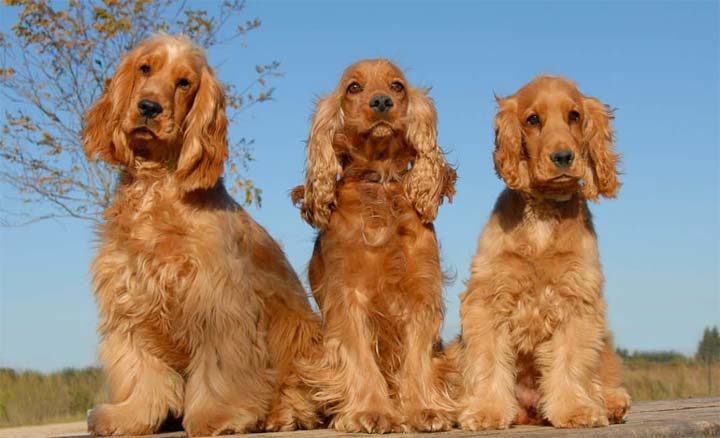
[
  {"xmin": 369, "ymin": 121, "xmax": 395, "ymax": 138},
  {"xmin": 535, "ymin": 173, "xmax": 582, "ymax": 196},
  {"xmin": 549, "ymin": 174, "xmax": 578, "ymax": 184},
  {"xmin": 131, "ymin": 125, "xmax": 157, "ymax": 139}
]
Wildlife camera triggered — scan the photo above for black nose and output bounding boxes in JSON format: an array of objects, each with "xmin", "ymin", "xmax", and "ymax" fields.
[
  {"xmin": 369, "ymin": 94, "xmax": 394, "ymax": 113},
  {"xmin": 138, "ymin": 99, "xmax": 163, "ymax": 118},
  {"xmin": 550, "ymin": 150, "xmax": 574, "ymax": 168}
]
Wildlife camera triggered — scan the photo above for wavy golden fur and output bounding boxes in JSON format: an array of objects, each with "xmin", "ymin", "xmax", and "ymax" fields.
[
  {"xmin": 82, "ymin": 35, "xmax": 321, "ymax": 436},
  {"xmin": 292, "ymin": 59, "xmax": 456, "ymax": 433},
  {"xmin": 452, "ymin": 76, "xmax": 630, "ymax": 430}
]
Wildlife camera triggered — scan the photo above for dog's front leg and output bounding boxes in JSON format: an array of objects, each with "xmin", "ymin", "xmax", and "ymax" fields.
[
  {"xmin": 322, "ymin": 292, "xmax": 402, "ymax": 434},
  {"xmin": 599, "ymin": 334, "xmax": 631, "ymax": 423},
  {"xmin": 457, "ymin": 297, "xmax": 519, "ymax": 431},
  {"xmin": 182, "ymin": 299, "xmax": 275, "ymax": 436},
  {"xmin": 88, "ymin": 331, "xmax": 184, "ymax": 436},
  {"xmin": 396, "ymin": 273, "xmax": 455, "ymax": 432},
  {"xmin": 536, "ymin": 311, "xmax": 609, "ymax": 428}
]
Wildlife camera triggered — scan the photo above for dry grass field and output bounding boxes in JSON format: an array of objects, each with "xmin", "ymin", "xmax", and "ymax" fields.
[
  {"xmin": 624, "ymin": 361, "xmax": 720, "ymax": 401},
  {"xmin": 1, "ymin": 359, "xmax": 719, "ymax": 428},
  {"xmin": 0, "ymin": 368, "xmax": 104, "ymax": 428}
]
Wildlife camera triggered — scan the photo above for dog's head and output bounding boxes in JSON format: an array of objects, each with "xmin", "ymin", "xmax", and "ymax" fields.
[
  {"xmin": 494, "ymin": 76, "xmax": 620, "ymax": 201},
  {"xmin": 298, "ymin": 59, "xmax": 454, "ymax": 228},
  {"xmin": 335, "ymin": 59, "xmax": 416, "ymax": 140},
  {"xmin": 83, "ymin": 34, "xmax": 228, "ymax": 191}
]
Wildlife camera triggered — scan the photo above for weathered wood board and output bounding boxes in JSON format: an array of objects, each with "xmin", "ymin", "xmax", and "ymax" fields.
[{"xmin": 1, "ymin": 398, "xmax": 718, "ymax": 438}]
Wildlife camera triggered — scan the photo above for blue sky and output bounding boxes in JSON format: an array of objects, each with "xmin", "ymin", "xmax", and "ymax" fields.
[{"xmin": 1, "ymin": 1, "xmax": 718, "ymax": 372}]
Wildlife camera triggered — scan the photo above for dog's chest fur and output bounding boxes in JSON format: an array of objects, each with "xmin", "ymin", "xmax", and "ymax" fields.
[
  {"xmin": 93, "ymin": 176, "xmax": 223, "ymax": 367},
  {"xmin": 330, "ymin": 179, "xmax": 443, "ymax": 375},
  {"xmin": 498, "ymin": 200, "xmax": 600, "ymax": 353}
]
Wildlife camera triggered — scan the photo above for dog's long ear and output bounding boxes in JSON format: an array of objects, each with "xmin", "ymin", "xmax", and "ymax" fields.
[
  {"xmin": 176, "ymin": 63, "xmax": 228, "ymax": 191},
  {"xmin": 493, "ymin": 96, "xmax": 529, "ymax": 191},
  {"xmin": 582, "ymin": 96, "xmax": 621, "ymax": 200},
  {"xmin": 82, "ymin": 51, "xmax": 137, "ymax": 166},
  {"xmin": 299, "ymin": 93, "xmax": 343, "ymax": 229},
  {"xmin": 403, "ymin": 86, "xmax": 454, "ymax": 223}
]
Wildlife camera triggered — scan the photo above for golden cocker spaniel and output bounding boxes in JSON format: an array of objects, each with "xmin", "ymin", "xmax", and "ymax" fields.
[
  {"xmin": 453, "ymin": 76, "xmax": 631, "ymax": 430},
  {"xmin": 292, "ymin": 59, "xmax": 457, "ymax": 433},
  {"xmin": 82, "ymin": 35, "xmax": 321, "ymax": 436}
]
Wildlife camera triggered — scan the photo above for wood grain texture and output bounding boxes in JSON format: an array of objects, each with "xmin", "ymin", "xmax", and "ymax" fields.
[{"xmin": 1, "ymin": 398, "xmax": 717, "ymax": 438}]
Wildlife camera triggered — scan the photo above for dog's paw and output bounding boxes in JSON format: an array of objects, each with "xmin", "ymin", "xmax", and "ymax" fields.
[
  {"xmin": 407, "ymin": 408, "xmax": 454, "ymax": 432},
  {"xmin": 459, "ymin": 407, "xmax": 513, "ymax": 431},
  {"xmin": 183, "ymin": 409, "xmax": 260, "ymax": 436},
  {"xmin": 333, "ymin": 410, "xmax": 404, "ymax": 434},
  {"xmin": 263, "ymin": 403, "xmax": 321, "ymax": 432},
  {"xmin": 262, "ymin": 408, "xmax": 297, "ymax": 433},
  {"xmin": 550, "ymin": 403, "xmax": 609, "ymax": 428},
  {"xmin": 605, "ymin": 387, "xmax": 631, "ymax": 424},
  {"xmin": 514, "ymin": 406, "xmax": 547, "ymax": 425},
  {"xmin": 88, "ymin": 405, "xmax": 157, "ymax": 436}
]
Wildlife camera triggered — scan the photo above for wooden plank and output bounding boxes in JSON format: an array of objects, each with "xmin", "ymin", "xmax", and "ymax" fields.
[
  {"xmin": 1, "ymin": 398, "xmax": 718, "ymax": 438},
  {"xmin": 627, "ymin": 397, "xmax": 720, "ymax": 413}
]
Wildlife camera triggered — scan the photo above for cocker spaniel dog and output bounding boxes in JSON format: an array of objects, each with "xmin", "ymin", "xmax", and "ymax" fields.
[
  {"xmin": 453, "ymin": 76, "xmax": 631, "ymax": 430},
  {"xmin": 82, "ymin": 35, "xmax": 321, "ymax": 436},
  {"xmin": 292, "ymin": 59, "xmax": 457, "ymax": 433}
]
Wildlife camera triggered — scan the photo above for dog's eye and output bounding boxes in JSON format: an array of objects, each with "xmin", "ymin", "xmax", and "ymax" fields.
[
  {"xmin": 568, "ymin": 110, "xmax": 581, "ymax": 123},
  {"xmin": 177, "ymin": 78, "xmax": 191, "ymax": 89},
  {"xmin": 390, "ymin": 81, "xmax": 405, "ymax": 93},
  {"xmin": 347, "ymin": 82, "xmax": 362, "ymax": 94},
  {"xmin": 139, "ymin": 64, "xmax": 151, "ymax": 75},
  {"xmin": 526, "ymin": 114, "xmax": 540, "ymax": 126}
]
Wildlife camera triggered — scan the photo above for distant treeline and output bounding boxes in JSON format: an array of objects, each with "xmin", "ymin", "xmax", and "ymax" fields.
[
  {"xmin": 618, "ymin": 325, "xmax": 720, "ymax": 365},
  {"xmin": 617, "ymin": 349, "xmax": 691, "ymax": 364}
]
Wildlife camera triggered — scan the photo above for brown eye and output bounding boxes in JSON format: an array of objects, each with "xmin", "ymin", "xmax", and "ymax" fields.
[
  {"xmin": 390, "ymin": 81, "xmax": 404, "ymax": 93},
  {"xmin": 177, "ymin": 78, "xmax": 191, "ymax": 89},
  {"xmin": 139, "ymin": 64, "xmax": 150, "ymax": 75},
  {"xmin": 568, "ymin": 110, "xmax": 581, "ymax": 123},
  {"xmin": 347, "ymin": 82, "xmax": 362, "ymax": 94},
  {"xmin": 526, "ymin": 114, "xmax": 540, "ymax": 126}
]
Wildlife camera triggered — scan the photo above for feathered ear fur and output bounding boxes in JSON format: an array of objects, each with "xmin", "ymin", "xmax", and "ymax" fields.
[
  {"xmin": 581, "ymin": 96, "xmax": 621, "ymax": 200},
  {"xmin": 82, "ymin": 53, "xmax": 137, "ymax": 166},
  {"xmin": 403, "ymin": 86, "xmax": 454, "ymax": 223},
  {"xmin": 493, "ymin": 96, "xmax": 530, "ymax": 191},
  {"xmin": 299, "ymin": 93, "xmax": 343, "ymax": 229},
  {"xmin": 175, "ymin": 64, "xmax": 229, "ymax": 191}
]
